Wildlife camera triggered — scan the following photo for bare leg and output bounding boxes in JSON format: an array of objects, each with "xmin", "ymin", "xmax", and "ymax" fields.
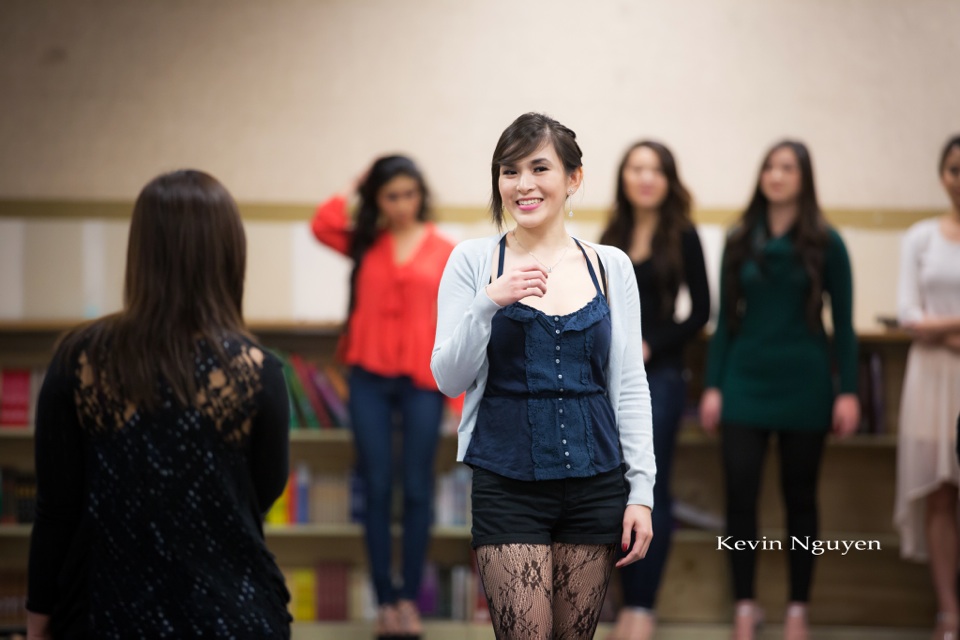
[
  {"xmin": 927, "ymin": 483, "xmax": 959, "ymax": 639},
  {"xmin": 551, "ymin": 542, "xmax": 617, "ymax": 640},
  {"xmin": 476, "ymin": 544, "xmax": 554, "ymax": 640}
]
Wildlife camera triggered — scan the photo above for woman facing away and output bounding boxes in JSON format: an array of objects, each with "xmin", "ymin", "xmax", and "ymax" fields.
[
  {"xmin": 431, "ymin": 112, "xmax": 656, "ymax": 640},
  {"xmin": 894, "ymin": 134, "xmax": 960, "ymax": 640},
  {"xmin": 26, "ymin": 170, "xmax": 292, "ymax": 639},
  {"xmin": 311, "ymin": 155, "xmax": 455, "ymax": 640},
  {"xmin": 699, "ymin": 141, "xmax": 859, "ymax": 640},
  {"xmin": 600, "ymin": 141, "xmax": 710, "ymax": 640}
]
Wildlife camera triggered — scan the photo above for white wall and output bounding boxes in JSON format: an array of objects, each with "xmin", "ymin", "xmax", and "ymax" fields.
[
  {"xmin": 1, "ymin": 0, "xmax": 957, "ymax": 208},
  {"xmin": 0, "ymin": 0, "xmax": 955, "ymax": 326}
]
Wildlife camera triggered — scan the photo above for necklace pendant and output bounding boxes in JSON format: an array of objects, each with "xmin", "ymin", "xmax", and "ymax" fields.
[{"xmin": 547, "ymin": 267, "xmax": 552, "ymax": 273}]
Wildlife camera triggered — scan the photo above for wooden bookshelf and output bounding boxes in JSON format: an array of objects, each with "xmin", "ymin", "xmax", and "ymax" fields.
[{"xmin": 0, "ymin": 322, "xmax": 933, "ymax": 627}]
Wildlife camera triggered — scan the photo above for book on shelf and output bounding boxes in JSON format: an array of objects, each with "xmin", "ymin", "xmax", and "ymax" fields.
[
  {"xmin": 263, "ymin": 463, "xmax": 358, "ymax": 526},
  {"xmin": 855, "ymin": 349, "xmax": 886, "ymax": 434},
  {"xmin": 314, "ymin": 563, "xmax": 350, "ymax": 621},
  {"xmin": 308, "ymin": 364, "xmax": 349, "ymax": 428},
  {"xmin": 288, "ymin": 354, "xmax": 335, "ymax": 429},
  {"xmin": 277, "ymin": 354, "xmax": 321, "ymax": 430},
  {"xmin": 0, "ymin": 468, "xmax": 36, "ymax": 525},
  {"xmin": 0, "ymin": 369, "xmax": 33, "ymax": 428},
  {"xmin": 435, "ymin": 466, "xmax": 471, "ymax": 527},
  {"xmin": 420, "ymin": 560, "xmax": 488, "ymax": 622},
  {"xmin": 0, "ymin": 570, "xmax": 27, "ymax": 628},
  {"xmin": 271, "ymin": 351, "xmax": 351, "ymax": 431},
  {"xmin": 281, "ymin": 563, "xmax": 364, "ymax": 622}
]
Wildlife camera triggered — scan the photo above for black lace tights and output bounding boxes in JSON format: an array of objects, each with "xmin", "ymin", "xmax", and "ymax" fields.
[{"xmin": 476, "ymin": 543, "xmax": 617, "ymax": 640}]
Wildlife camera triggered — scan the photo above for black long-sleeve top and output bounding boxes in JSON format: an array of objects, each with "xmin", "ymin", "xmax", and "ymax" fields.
[
  {"xmin": 27, "ymin": 334, "xmax": 292, "ymax": 639},
  {"xmin": 634, "ymin": 227, "xmax": 711, "ymax": 373}
]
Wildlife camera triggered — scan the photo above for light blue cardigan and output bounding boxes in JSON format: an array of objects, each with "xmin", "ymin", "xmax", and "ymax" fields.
[{"xmin": 430, "ymin": 232, "xmax": 656, "ymax": 508}]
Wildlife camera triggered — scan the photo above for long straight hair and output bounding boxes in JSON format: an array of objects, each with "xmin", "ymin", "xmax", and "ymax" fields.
[
  {"xmin": 599, "ymin": 141, "xmax": 693, "ymax": 318},
  {"xmin": 59, "ymin": 169, "xmax": 251, "ymax": 409},
  {"xmin": 723, "ymin": 140, "xmax": 828, "ymax": 332},
  {"xmin": 347, "ymin": 155, "xmax": 431, "ymax": 315}
]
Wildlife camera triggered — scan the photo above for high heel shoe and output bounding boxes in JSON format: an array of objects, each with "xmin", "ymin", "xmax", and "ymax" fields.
[
  {"xmin": 374, "ymin": 604, "xmax": 401, "ymax": 640},
  {"xmin": 395, "ymin": 600, "xmax": 423, "ymax": 640},
  {"xmin": 732, "ymin": 601, "xmax": 764, "ymax": 640},
  {"xmin": 784, "ymin": 602, "xmax": 809, "ymax": 640},
  {"xmin": 934, "ymin": 611, "xmax": 959, "ymax": 640},
  {"xmin": 606, "ymin": 607, "xmax": 656, "ymax": 640}
]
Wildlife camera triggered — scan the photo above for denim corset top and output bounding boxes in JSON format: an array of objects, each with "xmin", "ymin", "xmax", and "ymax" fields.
[{"xmin": 464, "ymin": 236, "xmax": 622, "ymax": 481}]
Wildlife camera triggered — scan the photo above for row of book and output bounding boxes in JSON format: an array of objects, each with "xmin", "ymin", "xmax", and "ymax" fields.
[
  {"xmin": 282, "ymin": 560, "xmax": 490, "ymax": 623},
  {"xmin": 265, "ymin": 464, "xmax": 473, "ymax": 528},
  {"xmin": 0, "ymin": 468, "xmax": 35, "ymax": 525},
  {"xmin": 0, "ymin": 571, "xmax": 26, "ymax": 628},
  {"xmin": 274, "ymin": 352, "xmax": 350, "ymax": 430},
  {"xmin": 0, "ymin": 368, "xmax": 44, "ymax": 429},
  {"xmin": 0, "ymin": 355, "xmax": 349, "ymax": 432},
  {"xmin": 856, "ymin": 350, "xmax": 886, "ymax": 434}
]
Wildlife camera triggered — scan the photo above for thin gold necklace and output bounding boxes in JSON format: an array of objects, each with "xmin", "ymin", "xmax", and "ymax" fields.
[{"xmin": 511, "ymin": 230, "xmax": 571, "ymax": 273}]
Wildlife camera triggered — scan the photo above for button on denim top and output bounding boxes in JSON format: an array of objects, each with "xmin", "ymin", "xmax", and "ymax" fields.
[{"xmin": 464, "ymin": 236, "xmax": 622, "ymax": 481}]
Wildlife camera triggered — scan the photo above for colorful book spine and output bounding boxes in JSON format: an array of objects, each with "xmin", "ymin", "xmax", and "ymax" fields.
[
  {"xmin": 289, "ymin": 354, "xmax": 334, "ymax": 429},
  {"xmin": 308, "ymin": 364, "xmax": 349, "ymax": 428},
  {"xmin": 277, "ymin": 354, "xmax": 321, "ymax": 430},
  {"xmin": 0, "ymin": 369, "xmax": 32, "ymax": 427}
]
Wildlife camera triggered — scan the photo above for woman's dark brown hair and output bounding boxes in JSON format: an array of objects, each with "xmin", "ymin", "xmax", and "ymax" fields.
[
  {"xmin": 59, "ymin": 169, "xmax": 250, "ymax": 408},
  {"xmin": 939, "ymin": 134, "xmax": 960, "ymax": 173},
  {"xmin": 599, "ymin": 141, "xmax": 693, "ymax": 319},
  {"xmin": 723, "ymin": 140, "xmax": 828, "ymax": 332},
  {"xmin": 490, "ymin": 112, "xmax": 583, "ymax": 229},
  {"xmin": 348, "ymin": 155, "xmax": 431, "ymax": 315}
]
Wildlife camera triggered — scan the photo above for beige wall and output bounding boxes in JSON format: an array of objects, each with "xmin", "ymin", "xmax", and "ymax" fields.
[
  {"xmin": 1, "ymin": 0, "xmax": 958, "ymax": 208},
  {"xmin": 1, "ymin": 1, "xmax": 957, "ymax": 326}
]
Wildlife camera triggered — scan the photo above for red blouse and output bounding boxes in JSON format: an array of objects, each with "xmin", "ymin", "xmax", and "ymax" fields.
[{"xmin": 311, "ymin": 196, "xmax": 455, "ymax": 392}]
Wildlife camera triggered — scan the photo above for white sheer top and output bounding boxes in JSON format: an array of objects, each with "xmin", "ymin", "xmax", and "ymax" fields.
[{"xmin": 897, "ymin": 217, "xmax": 960, "ymax": 324}]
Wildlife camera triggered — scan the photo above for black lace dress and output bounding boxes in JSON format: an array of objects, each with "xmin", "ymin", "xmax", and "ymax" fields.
[{"xmin": 26, "ymin": 335, "xmax": 292, "ymax": 639}]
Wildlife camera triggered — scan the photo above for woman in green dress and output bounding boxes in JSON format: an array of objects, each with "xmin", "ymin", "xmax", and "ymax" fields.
[{"xmin": 699, "ymin": 140, "xmax": 860, "ymax": 640}]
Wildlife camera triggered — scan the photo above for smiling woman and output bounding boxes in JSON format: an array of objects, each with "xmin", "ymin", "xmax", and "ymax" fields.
[{"xmin": 431, "ymin": 112, "xmax": 656, "ymax": 640}]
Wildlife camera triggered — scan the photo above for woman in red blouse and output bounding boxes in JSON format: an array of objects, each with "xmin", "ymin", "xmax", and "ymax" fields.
[{"xmin": 312, "ymin": 155, "xmax": 454, "ymax": 640}]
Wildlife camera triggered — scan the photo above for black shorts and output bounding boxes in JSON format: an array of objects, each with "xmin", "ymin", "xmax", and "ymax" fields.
[{"xmin": 470, "ymin": 466, "xmax": 627, "ymax": 548}]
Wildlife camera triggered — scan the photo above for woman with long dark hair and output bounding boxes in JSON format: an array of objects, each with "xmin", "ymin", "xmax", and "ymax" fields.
[
  {"xmin": 26, "ymin": 170, "xmax": 292, "ymax": 639},
  {"xmin": 432, "ymin": 113, "xmax": 656, "ymax": 640},
  {"xmin": 312, "ymin": 155, "xmax": 455, "ymax": 639},
  {"xmin": 894, "ymin": 134, "xmax": 960, "ymax": 640},
  {"xmin": 600, "ymin": 141, "xmax": 710, "ymax": 640},
  {"xmin": 699, "ymin": 141, "xmax": 859, "ymax": 640}
]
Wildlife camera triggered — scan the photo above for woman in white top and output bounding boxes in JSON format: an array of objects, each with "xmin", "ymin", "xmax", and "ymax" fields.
[{"xmin": 894, "ymin": 133, "xmax": 960, "ymax": 640}]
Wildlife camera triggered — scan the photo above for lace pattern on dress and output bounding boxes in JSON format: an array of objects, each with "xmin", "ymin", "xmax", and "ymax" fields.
[{"xmin": 73, "ymin": 340, "xmax": 266, "ymax": 443}]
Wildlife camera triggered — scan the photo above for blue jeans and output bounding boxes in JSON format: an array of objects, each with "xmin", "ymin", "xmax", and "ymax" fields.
[
  {"xmin": 619, "ymin": 366, "xmax": 687, "ymax": 609},
  {"xmin": 348, "ymin": 366, "xmax": 445, "ymax": 605}
]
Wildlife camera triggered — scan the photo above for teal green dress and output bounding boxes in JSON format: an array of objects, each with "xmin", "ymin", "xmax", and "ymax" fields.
[{"xmin": 705, "ymin": 225, "xmax": 858, "ymax": 431}]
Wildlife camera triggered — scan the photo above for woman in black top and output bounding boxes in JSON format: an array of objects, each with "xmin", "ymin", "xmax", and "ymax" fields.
[
  {"xmin": 26, "ymin": 170, "xmax": 291, "ymax": 639},
  {"xmin": 600, "ymin": 141, "xmax": 710, "ymax": 640}
]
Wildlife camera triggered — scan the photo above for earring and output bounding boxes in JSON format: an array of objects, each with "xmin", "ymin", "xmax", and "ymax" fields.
[{"xmin": 567, "ymin": 189, "xmax": 574, "ymax": 218}]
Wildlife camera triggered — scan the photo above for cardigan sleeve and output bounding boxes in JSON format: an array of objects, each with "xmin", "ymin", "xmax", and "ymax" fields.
[
  {"xmin": 897, "ymin": 221, "xmax": 930, "ymax": 325},
  {"xmin": 310, "ymin": 196, "xmax": 352, "ymax": 256},
  {"xmin": 431, "ymin": 242, "xmax": 502, "ymax": 397},
  {"xmin": 27, "ymin": 352, "xmax": 86, "ymax": 614},
  {"xmin": 609, "ymin": 249, "xmax": 656, "ymax": 508},
  {"xmin": 248, "ymin": 351, "xmax": 291, "ymax": 515},
  {"xmin": 644, "ymin": 228, "xmax": 711, "ymax": 358},
  {"xmin": 824, "ymin": 228, "xmax": 858, "ymax": 394}
]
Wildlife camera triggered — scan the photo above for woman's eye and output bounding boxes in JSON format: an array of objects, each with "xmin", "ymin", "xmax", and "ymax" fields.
[
  {"xmin": 501, "ymin": 169, "xmax": 516, "ymax": 176},
  {"xmin": 534, "ymin": 166, "xmax": 548, "ymax": 173}
]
